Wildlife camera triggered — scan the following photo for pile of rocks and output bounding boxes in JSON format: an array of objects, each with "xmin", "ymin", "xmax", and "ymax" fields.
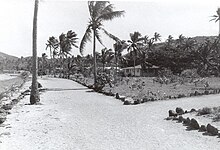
[{"xmin": 166, "ymin": 107, "xmax": 220, "ymax": 138}]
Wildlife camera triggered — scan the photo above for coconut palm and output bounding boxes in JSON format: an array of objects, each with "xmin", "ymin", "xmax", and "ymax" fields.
[
  {"xmin": 100, "ymin": 48, "xmax": 114, "ymax": 72},
  {"xmin": 30, "ymin": 0, "xmax": 40, "ymax": 104},
  {"xmin": 127, "ymin": 31, "xmax": 145, "ymax": 76},
  {"xmin": 152, "ymin": 32, "xmax": 161, "ymax": 42},
  {"xmin": 80, "ymin": 1, "xmax": 125, "ymax": 85},
  {"xmin": 113, "ymin": 40, "xmax": 127, "ymax": 76},
  {"xmin": 59, "ymin": 30, "xmax": 78, "ymax": 57},
  {"xmin": 46, "ymin": 36, "xmax": 59, "ymax": 76},
  {"xmin": 210, "ymin": 8, "xmax": 220, "ymax": 35}
]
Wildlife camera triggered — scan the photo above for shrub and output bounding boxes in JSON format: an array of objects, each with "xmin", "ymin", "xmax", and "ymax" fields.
[
  {"xmin": 197, "ymin": 107, "xmax": 213, "ymax": 115},
  {"xmin": 94, "ymin": 73, "xmax": 113, "ymax": 92}
]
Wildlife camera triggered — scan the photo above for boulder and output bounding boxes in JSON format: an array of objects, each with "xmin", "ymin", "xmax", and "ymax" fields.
[
  {"xmin": 115, "ymin": 93, "xmax": 120, "ymax": 99},
  {"xmin": 142, "ymin": 97, "xmax": 149, "ymax": 103},
  {"xmin": 183, "ymin": 117, "xmax": 191, "ymax": 125},
  {"xmin": 190, "ymin": 108, "xmax": 196, "ymax": 112},
  {"xmin": 133, "ymin": 99, "xmax": 141, "ymax": 105},
  {"xmin": 176, "ymin": 107, "xmax": 184, "ymax": 115},
  {"xmin": 194, "ymin": 91, "xmax": 199, "ymax": 96},
  {"xmin": 204, "ymin": 90, "xmax": 209, "ymax": 95},
  {"xmin": 123, "ymin": 100, "xmax": 131, "ymax": 105},
  {"xmin": 178, "ymin": 116, "xmax": 184, "ymax": 123},
  {"xmin": 199, "ymin": 125, "xmax": 207, "ymax": 132},
  {"xmin": 168, "ymin": 110, "xmax": 177, "ymax": 117},
  {"xmin": 207, "ymin": 124, "xmax": 218, "ymax": 136},
  {"xmin": 190, "ymin": 118, "xmax": 200, "ymax": 130}
]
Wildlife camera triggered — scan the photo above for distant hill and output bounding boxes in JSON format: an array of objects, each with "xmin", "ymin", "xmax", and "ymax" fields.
[
  {"xmin": 0, "ymin": 51, "xmax": 18, "ymax": 61},
  {"xmin": 192, "ymin": 36, "xmax": 218, "ymax": 44}
]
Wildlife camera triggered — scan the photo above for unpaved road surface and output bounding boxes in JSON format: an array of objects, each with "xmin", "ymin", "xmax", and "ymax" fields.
[{"xmin": 0, "ymin": 77, "xmax": 220, "ymax": 150}]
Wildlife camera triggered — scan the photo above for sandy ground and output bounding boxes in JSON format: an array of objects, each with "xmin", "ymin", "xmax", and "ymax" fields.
[{"xmin": 0, "ymin": 77, "xmax": 220, "ymax": 150}]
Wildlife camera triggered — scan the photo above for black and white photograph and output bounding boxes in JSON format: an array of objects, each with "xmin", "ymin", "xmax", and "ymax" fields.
[{"xmin": 0, "ymin": 0, "xmax": 220, "ymax": 149}]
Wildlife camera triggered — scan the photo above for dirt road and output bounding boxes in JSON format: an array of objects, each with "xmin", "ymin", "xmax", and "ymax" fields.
[{"xmin": 0, "ymin": 77, "xmax": 220, "ymax": 150}]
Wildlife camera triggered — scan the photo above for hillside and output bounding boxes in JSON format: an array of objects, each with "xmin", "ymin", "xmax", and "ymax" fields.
[{"xmin": 0, "ymin": 51, "xmax": 18, "ymax": 61}]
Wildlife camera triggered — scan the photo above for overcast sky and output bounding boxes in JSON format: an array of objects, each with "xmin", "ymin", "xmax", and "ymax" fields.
[{"xmin": 1, "ymin": 0, "xmax": 220, "ymax": 57}]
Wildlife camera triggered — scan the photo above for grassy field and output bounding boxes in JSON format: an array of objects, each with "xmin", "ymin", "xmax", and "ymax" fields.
[{"xmin": 73, "ymin": 76, "xmax": 220, "ymax": 102}]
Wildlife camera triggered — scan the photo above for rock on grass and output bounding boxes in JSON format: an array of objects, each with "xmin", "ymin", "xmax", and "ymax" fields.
[
  {"xmin": 190, "ymin": 118, "xmax": 200, "ymax": 130},
  {"xmin": 123, "ymin": 100, "xmax": 131, "ymax": 105},
  {"xmin": 176, "ymin": 107, "xmax": 184, "ymax": 115},
  {"xmin": 207, "ymin": 124, "xmax": 218, "ymax": 136},
  {"xmin": 169, "ymin": 110, "xmax": 177, "ymax": 117},
  {"xmin": 199, "ymin": 125, "xmax": 207, "ymax": 132}
]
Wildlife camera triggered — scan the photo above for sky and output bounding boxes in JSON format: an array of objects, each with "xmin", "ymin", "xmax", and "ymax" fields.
[{"xmin": 0, "ymin": 0, "xmax": 220, "ymax": 58}]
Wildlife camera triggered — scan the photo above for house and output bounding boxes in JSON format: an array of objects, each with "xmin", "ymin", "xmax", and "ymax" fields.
[{"xmin": 122, "ymin": 65, "xmax": 159, "ymax": 77}]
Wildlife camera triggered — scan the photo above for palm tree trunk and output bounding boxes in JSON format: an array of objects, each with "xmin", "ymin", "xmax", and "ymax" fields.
[
  {"xmin": 133, "ymin": 52, "xmax": 136, "ymax": 77},
  {"xmin": 30, "ymin": 0, "xmax": 40, "ymax": 104},
  {"xmin": 219, "ymin": 20, "xmax": 220, "ymax": 36},
  {"xmin": 93, "ymin": 29, "xmax": 97, "ymax": 85},
  {"xmin": 102, "ymin": 63, "xmax": 105, "ymax": 72},
  {"xmin": 115, "ymin": 56, "xmax": 118, "ymax": 79}
]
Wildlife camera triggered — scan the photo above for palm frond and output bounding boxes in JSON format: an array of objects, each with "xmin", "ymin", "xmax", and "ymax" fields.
[
  {"xmin": 80, "ymin": 26, "xmax": 92, "ymax": 55},
  {"xmin": 98, "ymin": 11, "xmax": 125, "ymax": 21},
  {"xmin": 93, "ymin": 1, "xmax": 109, "ymax": 19},
  {"xmin": 95, "ymin": 30, "xmax": 105, "ymax": 47},
  {"xmin": 101, "ymin": 28, "xmax": 120, "ymax": 42},
  {"xmin": 210, "ymin": 15, "xmax": 218, "ymax": 22},
  {"xmin": 88, "ymin": 1, "xmax": 95, "ymax": 19},
  {"xmin": 100, "ymin": 3, "xmax": 114, "ymax": 15}
]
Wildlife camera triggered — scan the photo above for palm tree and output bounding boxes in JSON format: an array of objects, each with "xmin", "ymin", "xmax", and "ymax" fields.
[
  {"xmin": 127, "ymin": 32, "xmax": 144, "ymax": 76},
  {"xmin": 59, "ymin": 30, "xmax": 78, "ymax": 77},
  {"xmin": 80, "ymin": 1, "xmax": 125, "ymax": 85},
  {"xmin": 100, "ymin": 48, "xmax": 114, "ymax": 72},
  {"xmin": 113, "ymin": 40, "xmax": 127, "ymax": 76},
  {"xmin": 30, "ymin": 0, "xmax": 40, "ymax": 105},
  {"xmin": 152, "ymin": 32, "xmax": 161, "ymax": 42},
  {"xmin": 210, "ymin": 8, "xmax": 220, "ymax": 35},
  {"xmin": 46, "ymin": 36, "xmax": 59, "ymax": 76}
]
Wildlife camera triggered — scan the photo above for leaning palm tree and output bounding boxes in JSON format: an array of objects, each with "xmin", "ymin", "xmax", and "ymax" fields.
[
  {"xmin": 210, "ymin": 8, "xmax": 220, "ymax": 35},
  {"xmin": 80, "ymin": 1, "xmax": 125, "ymax": 85},
  {"xmin": 30, "ymin": 0, "xmax": 40, "ymax": 104}
]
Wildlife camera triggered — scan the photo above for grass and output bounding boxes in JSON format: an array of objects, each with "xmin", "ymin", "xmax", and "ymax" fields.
[
  {"xmin": 197, "ymin": 106, "xmax": 220, "ymax": 122},
  {"xmin": 0, "ymin": 77, "xmax": 25, "ymax": 104}
]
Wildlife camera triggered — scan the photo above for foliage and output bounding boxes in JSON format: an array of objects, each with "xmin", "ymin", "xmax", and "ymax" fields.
[
  {"xmin": 80, "ymin": 1, "xmax": 124, "ymax": 85},
  {"xmin": 94, "ymin": 72, "xmax": 113, "ymax": 91},
  {"xmin": 198, "ymin": 107, "xmax": 213, "ymax": 115}
]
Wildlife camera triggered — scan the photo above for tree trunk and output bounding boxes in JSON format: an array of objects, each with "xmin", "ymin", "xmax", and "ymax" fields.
[
  {"xmin": 30, "ymin": 0, "xmax": 40, "ymax": 105},
  {"xmin": 102, "ymin": 63, "xmax": 105, "ymax": 73},
  {"xmin": 93, "ymin": 29, "xmax": 97, "ymax": 85},
  {"xmin": 115, "ymin": 55, "xmax": 118, "ymax": 80},
  {"xmin": 133, "ymin": 51, "xmax": 136, "ymax": 77},
  {"xmin": 219, "ymin": 20, "xmax": 220, "ymax": 36}
]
